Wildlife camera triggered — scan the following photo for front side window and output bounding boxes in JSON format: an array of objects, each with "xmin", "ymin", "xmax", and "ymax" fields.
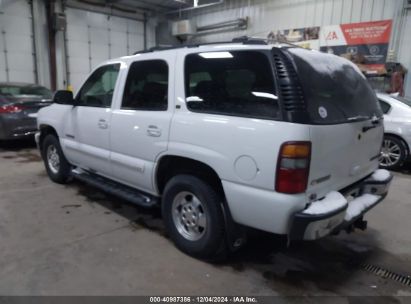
[
  {"xmin": 121, "ymin": 60, "xmax": 168, "ymax": 111},
  {"xmin": 185, "ymin": 51, "xmax": 279, "ymax": 120},
  {"xmin": 76, "ymin": 64, "xmax": 120, "ymax": 107}
]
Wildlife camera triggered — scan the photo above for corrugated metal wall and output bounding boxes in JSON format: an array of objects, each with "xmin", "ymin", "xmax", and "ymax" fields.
[
  {"xmin": 401, "ymin": 8, "xmax": 411, "ymax": 98},
  {"xmin": 177, "ymin": 0, "xmax": 408, "ymax": 66}
]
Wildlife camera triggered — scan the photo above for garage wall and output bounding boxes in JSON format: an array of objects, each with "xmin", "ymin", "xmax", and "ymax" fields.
[
  {"xmin": 401, "ymin": 8, "xmax": 411, "ymax": 98},
  {"xmin": 65, "ymin": 8, "xmax": 153, "ymax": 91},
  {"xmin": 167, "ymin": 0, "xmax": 410, "ymax": 96},
  {"xmin": 173, "ymin": 0, "xmax": 407, "ymax": 64},
  {"xmin": 0, "ymin": 0, "xmax": 36, "ymax": 83}
]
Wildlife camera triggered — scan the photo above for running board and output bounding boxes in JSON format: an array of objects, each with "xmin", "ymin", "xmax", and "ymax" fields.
[{"xmin": 71, "ymin": 169, "xmax": 158, "ymax": 208}]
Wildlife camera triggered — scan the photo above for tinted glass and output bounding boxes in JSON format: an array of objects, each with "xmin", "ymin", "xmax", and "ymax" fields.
[
  {"xmin": 0, "ymin": 85, "xmax": 52, "ymax": 98},
  {"xmin": 287, "ymin": 48, "xmax": 382, "ymax": 124},
  {"xmin": 122, "ymin": 60, "xmax": 168, "ymax": 111},
  {"xmin": 76, "ymin": 64, "xmax": 120, "ymax": 107},
  {"xmin": 185, "ymin": 51, "xmax": 279, "ymax": 120},
  {"xmin": 378, "ymin": 100, "xmax": 391, "ymax": 114}
]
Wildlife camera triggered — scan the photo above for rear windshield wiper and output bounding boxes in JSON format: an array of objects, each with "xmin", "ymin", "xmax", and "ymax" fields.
[
  {"xmin": 347, "ymin": 115, "xmax": 371, "ymax": 122},
  {"xmin": 361, "ymin": 115, "xmax": 383, "ymax": 132}
]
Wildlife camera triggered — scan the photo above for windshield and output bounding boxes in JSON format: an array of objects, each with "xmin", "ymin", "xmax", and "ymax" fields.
[
  {"xmin": 393, "ymin": 96, "xmax": 411, "ymax": 107},
  {"xmin": 0, "ymin": 84, "xmax": 52, "ymax": 99},
  {"xmin": 287, "ymin": 48, "xmax": 382, "ymax": 124}
]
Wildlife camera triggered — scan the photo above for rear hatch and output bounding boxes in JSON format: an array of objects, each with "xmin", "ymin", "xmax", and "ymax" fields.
[{"xmin": 285, "ymin": 48, "xmax": 383, "ymax": 199}]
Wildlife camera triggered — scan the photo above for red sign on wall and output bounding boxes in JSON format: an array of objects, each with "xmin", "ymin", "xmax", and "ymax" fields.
[
  {"xmin": 340, "ymin": 20, "xmax": 392, "ymax": 45},
  {"xmin": 320, "ymin": 20, "xmax": 393, "ymax": 74}
]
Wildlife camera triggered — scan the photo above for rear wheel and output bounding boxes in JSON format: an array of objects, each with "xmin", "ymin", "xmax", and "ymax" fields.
[
  {"xmin": 42, "ymin": 134, "xmax": 72, "ymax": 183},
  {"xmin": 162, "ymin": 175, "xmax": 228, "ymax": 261},
  {"xmin": 379, "ymin": 135, "xmax": 408, "ymax": 170}
]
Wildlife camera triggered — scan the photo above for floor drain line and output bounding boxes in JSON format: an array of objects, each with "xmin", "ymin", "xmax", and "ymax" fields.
[{"xmin": 362, "ymin": 264, "xmax": 411, "ymax": 287}]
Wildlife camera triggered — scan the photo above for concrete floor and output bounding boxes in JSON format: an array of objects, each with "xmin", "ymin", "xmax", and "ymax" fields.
[{"xmin": 0, "ymin": 139, "xmax": 410, "ymax": 299}]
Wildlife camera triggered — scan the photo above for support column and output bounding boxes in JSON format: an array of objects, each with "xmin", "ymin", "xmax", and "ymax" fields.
[{"xmin": 31, "ymin": 0, "xmax": 51, "ymax": 88}]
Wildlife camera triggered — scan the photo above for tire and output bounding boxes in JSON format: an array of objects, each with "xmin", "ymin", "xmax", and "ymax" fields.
[
  {"xmin": 162, "ymin": 174, "xmax": 228, "ymax": 261},
  {"xmin": 41, "ymin": 134, "xmax": 72, "ymax": 184},
  {"xmin": 379, "ymin": 135, "xmax": 408, "ymax": 170}
]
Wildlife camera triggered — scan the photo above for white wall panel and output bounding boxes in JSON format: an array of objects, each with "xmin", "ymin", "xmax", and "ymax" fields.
[
  {"xmin": 65, "ymin": 8, "xmax": 147, "ymax": 91},
  {"xmin": 0, "ymin": 0, "xmax": 35, "ymax": 83},
  {"xmin": 341, "ymin": 0, "xmax": 353, "ymax": 23},
  {"xmin": 398, "ymin": 9, "xmax": 411, "ymax": 73},
  {"xmin": 372, "ymin": 0, "xmax": 385, "ymax": 20}
]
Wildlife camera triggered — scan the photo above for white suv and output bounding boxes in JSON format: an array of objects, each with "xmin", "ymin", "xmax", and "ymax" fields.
[{"xmin": 36, "ymin": 39, "xmax": 393, "ymax": 260}]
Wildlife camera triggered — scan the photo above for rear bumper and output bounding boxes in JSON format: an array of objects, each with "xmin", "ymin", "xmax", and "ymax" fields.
[
  {"xmin": 0, "ymin": 115, "xmax": 37, "ymax": 140},
  {"xmin": 290, "ymin": 169, "xmax": 393, "ymax": 240}
]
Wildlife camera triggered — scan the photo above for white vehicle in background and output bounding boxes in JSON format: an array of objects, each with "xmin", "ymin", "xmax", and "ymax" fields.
[
  {"xmin": 377, "ymin": 93, "xmax": 411, "ymax": 170},
  {"xmin": 36, "ymin": 38, "xmax": 393, "ymax": 260}
]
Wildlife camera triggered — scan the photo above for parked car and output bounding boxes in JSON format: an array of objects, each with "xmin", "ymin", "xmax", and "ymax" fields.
[
  {"xmin": 36, "ymin": 40, "xmax": 392, "ymax": 260},
  {"xmin": 0, "ymin": 82, "xmax": 52, "ymax": 140},
  {"xmin": 377, "ymin": 93, "xmax": 411, "ymax": 170}
]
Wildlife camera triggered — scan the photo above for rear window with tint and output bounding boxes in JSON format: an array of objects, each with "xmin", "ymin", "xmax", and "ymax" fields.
[
  {"xmin": 287, "ymin": 48, "xmax": 382, "ymax": 124},
  {"xmin": 0, "ymin": 85, "xmax": 52, "ymax": 98},
  {"xmin": 185, "ymin": 51, "xmax": 280, "ymax": 120}
]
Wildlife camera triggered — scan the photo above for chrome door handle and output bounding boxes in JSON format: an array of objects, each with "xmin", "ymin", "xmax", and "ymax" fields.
[
  {"xmin": 147, "ymin": 125, "xmax": 161, "ymax": 137},
  {"xmin": 98, "ymin": 119, "xmax": 108, "ymax": 129}
]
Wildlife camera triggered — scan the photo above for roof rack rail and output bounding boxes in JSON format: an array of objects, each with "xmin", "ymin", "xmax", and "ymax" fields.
[
  {"xmin": 231, "ymin": 36, "xmax": 268, "ymax": 45},
  {"xmin": 132, "ymin": 36, "xmax": 271, "ymax": 55}
]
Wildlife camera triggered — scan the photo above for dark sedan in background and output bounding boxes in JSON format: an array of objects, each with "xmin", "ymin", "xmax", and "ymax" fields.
[{"xmin": 0, "ymin": 82, "xmax": 52, "ymax": 140}]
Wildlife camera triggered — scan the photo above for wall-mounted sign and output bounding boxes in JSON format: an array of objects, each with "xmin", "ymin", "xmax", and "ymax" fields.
[
  {"xmin": 268, "ymin": 20, "xmax": 393, "ymax": 75},
  {"xmin": 267, "ymin": 26, "xmax": 320, "ymax": 50},
  {"xmin": 319, "ymin": 20, "xmax": 392, "ymax": 74}
]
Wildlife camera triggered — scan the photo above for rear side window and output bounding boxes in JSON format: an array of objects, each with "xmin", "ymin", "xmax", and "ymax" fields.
[
  {"xmin": 185, "ymin": 51, "xmax": 280, "ymax": 120},
  {"xmin": 122, "ymin": 60, "xmax": 168, "ymax": 111},
  {"xmin": 378, "ymin": 100, "xmax": 391, "ymax": 114},
  {"xmin": 287, "ymin": 48, "xmax": 382, "ymax": 124}
]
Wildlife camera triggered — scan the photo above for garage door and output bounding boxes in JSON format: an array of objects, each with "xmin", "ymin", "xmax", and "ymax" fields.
[
  {"xmin": 65, "ymin": 8, "xmax": 145, "ymax": 92},
  {"xmin": 0, "ymin": 0, "xmax": 36, "ymax": 83}
]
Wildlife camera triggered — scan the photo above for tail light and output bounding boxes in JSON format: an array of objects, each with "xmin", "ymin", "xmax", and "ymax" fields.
[
  {"xmin": 276, "ymin": 141, "xmax": 311, "ymax": 194},
  {"xmin": 0, "ymin": 105, "xmax": 24, "ymax": 113}
]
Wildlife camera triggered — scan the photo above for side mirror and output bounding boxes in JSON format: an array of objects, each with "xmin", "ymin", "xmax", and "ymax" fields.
[{"xmin": 53, "ymin": 90, "xmax": 75, "ymax": 105}]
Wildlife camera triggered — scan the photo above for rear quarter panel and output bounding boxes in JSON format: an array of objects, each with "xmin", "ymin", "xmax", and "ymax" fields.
[{"xmin": 165, "ymin": 49, "xmax": 311, "ymax": 233}]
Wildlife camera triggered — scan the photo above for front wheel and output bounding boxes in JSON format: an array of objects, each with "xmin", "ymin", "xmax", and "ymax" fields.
[
  {"xmin": 42, "ymin": 134, "xmax": 72, "ymax": 184},
  {"xmin": 162, "ymin": 175, "xmax": 228, "ymax": 261},
  {"xmin": 379, "ymin": 135, "xmax": 408, "ymax": 170}
]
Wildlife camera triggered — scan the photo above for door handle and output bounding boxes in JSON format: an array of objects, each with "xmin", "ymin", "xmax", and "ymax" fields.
[
  {"xmin": 98, "ymin": 119, "xmax": 108, "ymax": 129},
  {"xmin": 147, "ymin": 125, "xmax": 161, "ymax": 137}
]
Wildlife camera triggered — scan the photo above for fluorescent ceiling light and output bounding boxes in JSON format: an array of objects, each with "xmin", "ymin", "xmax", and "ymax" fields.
[
  {"xmin": 199, "ymin": 52, "xmax": 233, "ymax": 59},
  {"xmin": 252, "ymin": 92, "xmax": 278, "ymax": 99}
]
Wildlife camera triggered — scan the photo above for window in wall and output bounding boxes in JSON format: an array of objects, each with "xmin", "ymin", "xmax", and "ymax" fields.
[
  {"xmin": 122, "ymin": 60, "xmax": 168, "ymax": 111},
  {"xmin": 184, "ymin": 51, "xmax": 279, "ymax": 120},
  {"xmin": 76, "ymin": 64, "xmax": 120, "ymax": 107}
]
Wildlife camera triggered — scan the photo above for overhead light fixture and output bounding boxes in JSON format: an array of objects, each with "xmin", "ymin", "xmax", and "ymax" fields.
[{"xmin": 199, "ymin": 51, "xmax": 233, "ymax": 59}]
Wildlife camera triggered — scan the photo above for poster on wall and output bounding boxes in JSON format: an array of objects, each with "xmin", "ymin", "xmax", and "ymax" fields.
[
  {"xmin": 268, "ymin": 20, "xmax": 393, "ymax": 75},
  {"xmin": 267, "ymin": 26, "xmax": 320, "ymax": 50},
  {"xmin": 319, "ymin": 20, "xmax": 393, "ymax": 74}
]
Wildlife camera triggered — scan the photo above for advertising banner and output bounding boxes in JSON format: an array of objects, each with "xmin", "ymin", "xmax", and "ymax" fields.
[
  {"xmin": 267, "ymin": 26, "xmax": 320, "ymax": 50},
  {"xmin": 319, "ymin": 20, "xmax": 392, "ymax": 74},
  {"xmin": 268, "ymin": 20, "xmax": 393, "ymax": 75}
]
